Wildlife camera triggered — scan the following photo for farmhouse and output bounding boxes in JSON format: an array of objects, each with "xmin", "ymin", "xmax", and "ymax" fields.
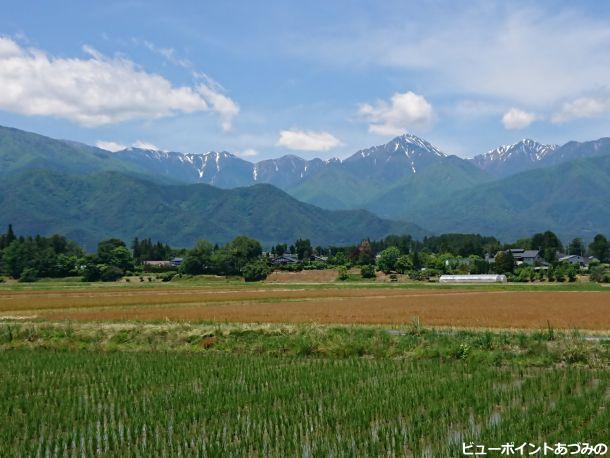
[
  {"xmin": 270, "ymin": 253, "xmax": 299, "ymax": 265},
  {"xmin": 489, "ymin": 249, "xmax": 541, "ymax": 265},
  {"xmin": 142, "ymin": 260, "xmax": 172, "ymax": 268},
  {"xmin": 509, "ymin": 249, "xmax": 541, "ymax": 265},
  {"xmin": 439, "ymin": 274, "xmax": 507, "ymax": 283},
  {"xmin": 310, "ymin": 254, "xmax": 328, "ymax": 262},
  {"xmin": 557, "ymin": 254, "xmax": 597, "ymax": 268},
  {"xmin": 142, "ymin": 258, "xmax": 183, "ymax": 268}
]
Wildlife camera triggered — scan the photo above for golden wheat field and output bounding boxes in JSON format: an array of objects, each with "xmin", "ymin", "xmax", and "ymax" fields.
[{"xmin": 2, "ymin": 283, "xmax": 609, "ymax": 329}]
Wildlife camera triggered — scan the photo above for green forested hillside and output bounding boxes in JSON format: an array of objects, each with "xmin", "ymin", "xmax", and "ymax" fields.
[
  {"xmin": 286, "ymin": 157, "xmax": 490, "ymax": 211},
  {"xmin": 364, "ymin": 157, "xmax": 491, "ymax": 218},
  {"xmin": 0, "ymin": 169, "xmax": 425, "ymax": 249},
  {"xmin": 409, "ymin": 154, "xmax": 610, "ymax": 240},
  {"xmin": 0, "ymin": 125, "xmax": 149, "ymax": 178}
]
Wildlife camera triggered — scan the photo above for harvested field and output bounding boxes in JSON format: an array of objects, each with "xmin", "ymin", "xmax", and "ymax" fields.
[{"xmin": 2, "ymin": 285, "xmax": 609, "ymax": 330}]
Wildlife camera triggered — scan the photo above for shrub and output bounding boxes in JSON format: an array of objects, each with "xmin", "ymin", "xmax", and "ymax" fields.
[
  {"xmin": 514, "ymin": 268, "xmax": 530, "ymax": 282},
  {"xmin": 562, "ymin": 345, "xmax": 589, "ymax": 364},
  {"xmin": 360, "ymin": 264, "xmax": 376, "ymax": 279},
  {"xmin": 303, "ymin": 261, "xmax": 327, "ymax": 270},
  {"xmin": 159, "ymin": 272, "xmax": 176, "ymax": 282},
  {"xmin": 567, "ymin": 266, "xmax": 577, "ymax": 282},
  {"xmin": 18, "ymin": 268, "xmax": 38, "ymax": 283},
  {"xmin": 336, "ymin": 266, "xmax": 350, "ymax": 281},
  {"xmin": 408, "ymin": 270, "xmax": 424, "ymax": 281},
  {"xmin": 100, "ymin": 266, "xmax": 124, "ymax": 282},
  {"xmin": 451, "ymin": 343, "xmax": 471, "ymax": 360},
  {"xmin": 423, "ymin": 268, "xmax": 440, "ymax": 281},
  {"xmin": 242, "ymin": 261, "xmax": 270, "ymax": 282},
  {"xmin": 377, "ymin": 247, "xmax": 400, "ymax": 274},
  {"xmin": 395, "ymin": 255, "xmax": 412, "ymax": 274},
  {"xmin": 589, "ymin": 265, "xmax": 607, "ymax": 283},
  {"xmin": 81, "ymin": 264, "xmax": 102, "ymax": 282},
  {"xmin": 552, "ymin": 265, "xmax": 567, "ymax": 282},
  {"xmin": 277, "ymin": 263, "xmax": 303, "ymax": 272}
]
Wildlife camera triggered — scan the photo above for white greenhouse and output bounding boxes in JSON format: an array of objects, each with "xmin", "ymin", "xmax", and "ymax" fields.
[{"xmin": 439, "ymin": 274, "xmax": 507, "ymax": 284}]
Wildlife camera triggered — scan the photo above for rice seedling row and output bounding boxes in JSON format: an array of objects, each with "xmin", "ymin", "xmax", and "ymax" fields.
[{"xmin": 1, "ymin": 350, "xmax": 608, "ymax": 456}]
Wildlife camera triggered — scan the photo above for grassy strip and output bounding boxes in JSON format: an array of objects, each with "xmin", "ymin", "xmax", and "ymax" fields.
[
  {"xmin": 1, "ymin": 321, "xmax": 607, "ymax": 367},
  {"xmin": 1, "ymin": 275, "xmax": 606, "ymax": 291}
]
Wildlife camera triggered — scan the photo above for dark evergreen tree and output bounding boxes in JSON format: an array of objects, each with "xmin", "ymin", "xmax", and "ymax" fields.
[
  {"xmin": 588, "ymin": 234, "xmax": 609, "ymax": 263},
  {"xmin": 568, "ymin": 238, "xmax": 584, "ymax": 256},
  {"xmin": 294, "ymin": 239, "xmax": 312, "ymax": 260}
]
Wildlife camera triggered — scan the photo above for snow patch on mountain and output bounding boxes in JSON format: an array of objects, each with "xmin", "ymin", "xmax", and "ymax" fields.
[{"xmin": 470, "ymin": 139, "xmax": 559, "ymax": 177}]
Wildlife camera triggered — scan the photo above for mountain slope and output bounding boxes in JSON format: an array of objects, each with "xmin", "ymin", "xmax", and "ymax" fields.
[
  {"xmin": 470, "ymin": 139, "xmax": 558, "ymax": 177},
  {"xmin": 114, "ymin": 148, "xmax": 255, "ymax": 187},
  {"xmin": 364, "ymin": 156, "xmax": 491, "ymax": 219},
  {"xmin": 411, "ymin": 154, "xmax": 610, "ymax": 240},
  {"xmin": 286, "ymin": 134, "xmax": 490, "ymax": 210},
  {"xmin": 544, "ymin": 137, "xmax": 610, "ymax": 166},
  {"xmin": 0, "ymin": 125, "xmax": 148, "ymax": 178},
  {"xmin": 470, "ymin": 137, "xmax": 610, "ymax": 178},
  {"xmin": 341, "ymin": 133, "xmax": 447, "ymax": 181},
  {"xmin": 0, "ymin": 169, "xmax": 426, "ymax": 249}
]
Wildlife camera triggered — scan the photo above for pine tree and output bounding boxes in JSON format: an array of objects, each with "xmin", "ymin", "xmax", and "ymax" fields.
[{"xmin": 6, "ymin": 224, "xmax": 16, "ymax": 245}]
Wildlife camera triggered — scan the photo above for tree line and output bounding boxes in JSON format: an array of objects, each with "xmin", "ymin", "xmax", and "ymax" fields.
[{"xmin": 1, "ymin": 225, "xmax": 609, "ymax": 283}]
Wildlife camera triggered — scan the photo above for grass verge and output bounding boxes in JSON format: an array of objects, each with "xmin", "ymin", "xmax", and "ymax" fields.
[{"xmin": 1, "ymin": 321, "xmax": 608, "ymax": 368}]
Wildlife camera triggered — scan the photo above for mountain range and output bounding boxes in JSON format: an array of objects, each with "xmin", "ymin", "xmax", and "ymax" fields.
[
  {"xmin": 1, "ymin": 124, "xmax": 609, "ymax": 245},
  {"xmin": 470, "ymin": 137, "xmax": 610, "ymax": 177},
  {"xmin": 0, "ymin": 168, "xmax": 424, "ymax": 250}
]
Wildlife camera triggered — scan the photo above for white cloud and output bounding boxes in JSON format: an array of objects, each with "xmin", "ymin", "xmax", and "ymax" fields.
[
  {"xmin": 551, "ymin": 97, "xmax": 610, "ymax": 123},
  {"xmin": 235, "ymin": 148, "xmax": 258, "ymax": 158},
  {"xmin": 277, "ymin": 129, "xmax": 342, "ymax": 151},
  {"xmin": 450, "ymin": 100, "xmax": 503, "ymax": 119},
  {"xmin": 289, "ymin": 5, "xmax": 610, "ymax": 109},
  {"xmin": 197, "ymin": 83, "xmax": 240, "ymax": 132},
  {"xmin": 0, "ymin": 37, "xmax": 239, "ymax": 129},
  {"xmin": 132, "ymin": 140, "xmax": 161, "ymax": 151},
  {"xmin": 142, "ymin": 40, "xmax": 192, "ymax": 69},
  {"xmin": 359, "ymin": 91, "xmax": 434, "ymax": 136},
  {"xmin": 502, "ymin": 108, "xmax": 538, "ymax": 130},
  {"xmin": 95, "ymin": 140, "xmax": 127, "ymax": 152}
]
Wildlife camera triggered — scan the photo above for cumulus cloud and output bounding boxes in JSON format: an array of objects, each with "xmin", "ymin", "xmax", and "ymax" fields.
[
  {"xmin": 235, "ymin": 148, "xmax": 259, "ymax": 158},
  {"xmin": 502, "ymin": 108, "xmax": 538, "ymax": 130},
  {"xmin": 277, "ymin": 129, "xmax": 342, "ymax": 151},
  {"xmin": 95, "ymin": 141, "xmax": 127, "ymax": 152},
  {"xmin": 551, "ymin": 97, "xmax": 610, "ymax": 123},
  {"xmin": 359, "ymin": 91, "xmax": 434, "ymax": 136},
  {"xmin": 0, "ymin": 37, "xmax": 239, "ymax": 129}
]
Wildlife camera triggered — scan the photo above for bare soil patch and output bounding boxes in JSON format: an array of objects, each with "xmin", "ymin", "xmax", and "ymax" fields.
[{"xmin": 266, "ymin": 269, "xmax": 339, "ymax": 283}]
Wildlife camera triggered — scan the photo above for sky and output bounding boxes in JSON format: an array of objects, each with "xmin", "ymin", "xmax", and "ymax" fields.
[{"xmin": 1, "ymin": 0, "xmax": 610, "ymax": 160}]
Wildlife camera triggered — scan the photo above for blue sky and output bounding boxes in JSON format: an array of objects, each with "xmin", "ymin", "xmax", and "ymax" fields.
[{"xmin": 1, "ymin": 0, "xmax": 610, "ymax": 159}]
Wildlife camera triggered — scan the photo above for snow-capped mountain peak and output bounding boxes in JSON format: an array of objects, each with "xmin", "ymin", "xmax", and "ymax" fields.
[
  {"xmin": 484, "ymin": 139, "xmax": 557, "ymax": 162},
  {"xmin": 342, "ymin": 133, "xmax": 448, "ymax": 179},
  {"xmin": 470, "ymin": 139, "xmax": 558, "ymax": 177},
  {"xmin": 395, "ymin": 133, "xmax": 446, "ymax": 158}
]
